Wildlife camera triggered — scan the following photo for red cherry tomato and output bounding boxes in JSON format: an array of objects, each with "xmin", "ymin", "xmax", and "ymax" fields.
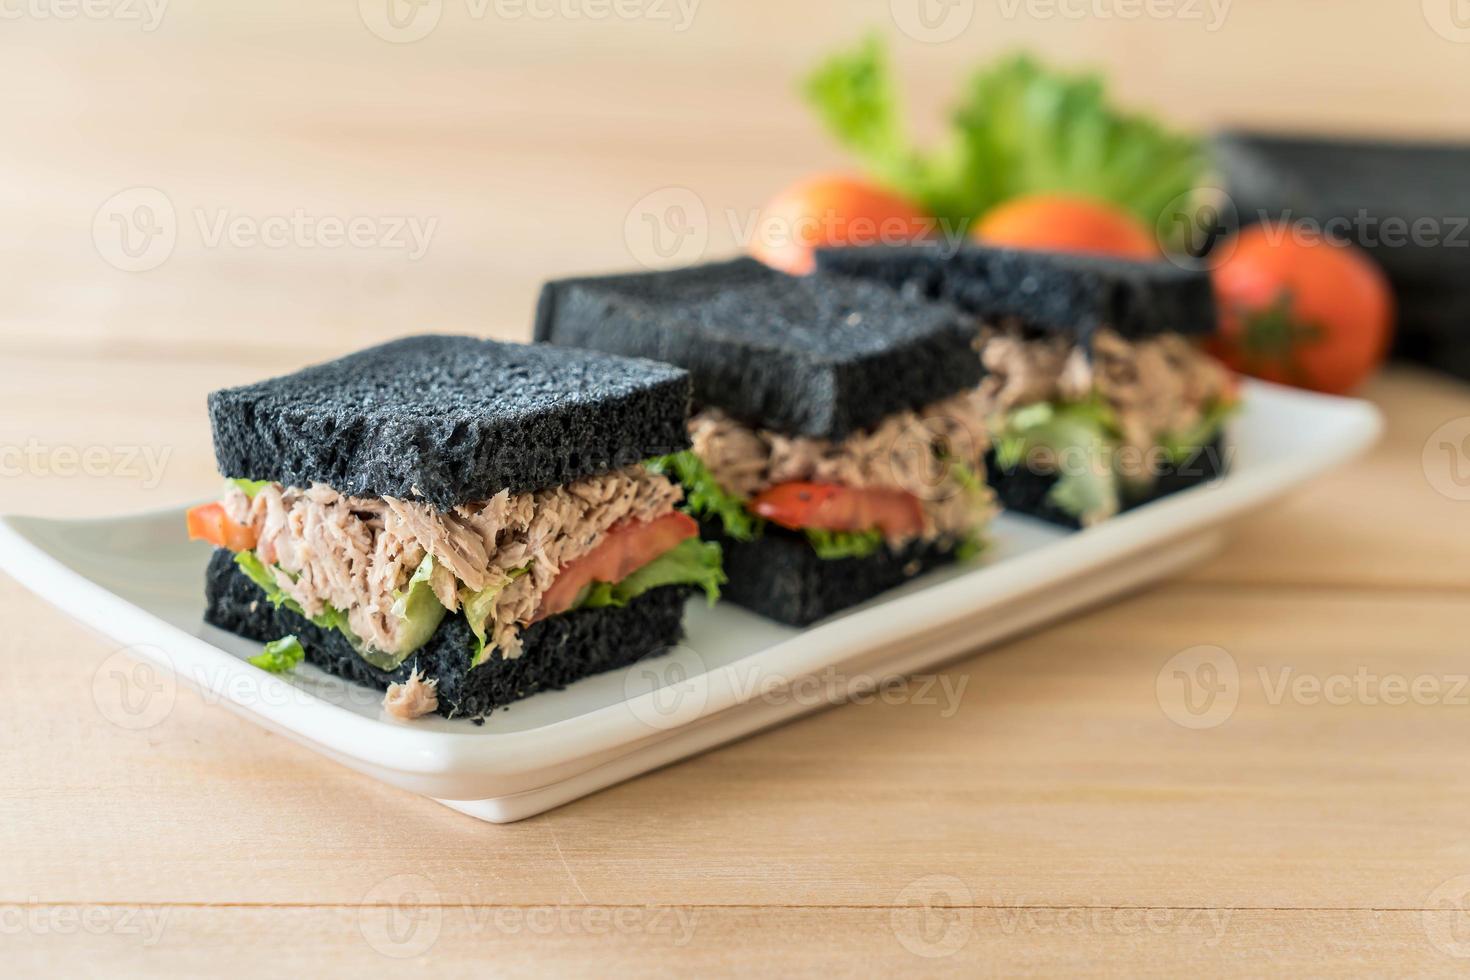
[
  {"xmin": 750, "ymin": 174, "xmax": 933, "ymax": 275},
  {"xmin": 975, "ymin": 193, "xmax": 1157, "ymax": 259},
  {"xmin": 750, "ymin": 482, "xmax": 923, "ymax": 538},
  {"xmin": 1209, "ymin": 225, "xmax": 1394, "ymax": 394},
  {"xmin": 535, "ymin": 511, "xmax": 698, "ymax": 621}
]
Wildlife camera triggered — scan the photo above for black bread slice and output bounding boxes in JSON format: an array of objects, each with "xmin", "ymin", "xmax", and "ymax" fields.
[
  {"xmin": 203, "ymin": 548, "xmax": 688, "ymax": 719},
  {"xmin": 535, "ymin": 258, "xmax": 981, "ymax": 440},
  {"xmin": 208, "ymin": 335, "xmax": 692, "ymax": 509},
  {"xmin": 985, "ymin": 435, "xmax": 1228, "ymax": 529},
  {"xmin": 816, "ymin": 244, "xmax": 1217, "ymax": 341},
  {"xmin": 703, "ymin": 521, "xmax": 959, "ymax": 627}
]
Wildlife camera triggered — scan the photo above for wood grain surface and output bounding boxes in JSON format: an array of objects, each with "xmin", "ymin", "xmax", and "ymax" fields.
[{"xmin": 4, "ymin": 2, "xmax": 1470, "ymax": 975}]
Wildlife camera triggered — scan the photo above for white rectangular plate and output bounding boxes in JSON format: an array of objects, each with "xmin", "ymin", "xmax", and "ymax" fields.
[{"xmin": 0, "ymin": 380, "xmax": 1379, "ymax": 822}]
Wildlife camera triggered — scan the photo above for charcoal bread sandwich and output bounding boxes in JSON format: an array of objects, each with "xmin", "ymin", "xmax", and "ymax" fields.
[
  {"xmin": 535, "ymin": 259, "xmax": 997, "ymax": 626},
  {"xmin": 1213, "ymin": 131, "xmax": 1469, "ymax": 378},
  {"xmin": 188, "ymin": 336, "xmax": 724, "ymax": 721},
  {"xmin": 818, "ymin": 243, "xmax": 1237, "ymax": 528}
]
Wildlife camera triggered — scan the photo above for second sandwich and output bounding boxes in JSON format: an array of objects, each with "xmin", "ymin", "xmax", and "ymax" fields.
[{"xmin": 535, "ymin": 259, "xmax": 997, "ymax": 626}]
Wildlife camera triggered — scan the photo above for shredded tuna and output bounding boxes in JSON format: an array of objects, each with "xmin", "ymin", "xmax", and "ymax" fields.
[
  {"xmin": 976, "ymin": 325, "xmax": 1232, "ymax": 454},
  {"xmin": 222, "ymin": 466, "xmax": 682, "ymax": 661},
  {"xmin": 383, "ymin": 668, "xmax": 438, "ymax": 720},
  {"xmin": 689, "ymin": 395, "xmax": 996, "ymax": 547}
]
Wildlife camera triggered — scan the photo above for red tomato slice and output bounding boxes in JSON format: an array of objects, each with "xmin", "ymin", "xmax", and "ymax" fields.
[
  {"xmin": 534, "ymin": 511, "xmax": 698, "ymax": 622},
  {"xmin": 186, "ymin": 502, "xmax": 258, "ymax": 552},
  {"xmin": 750, "ymin": 482, "xmax": 923, "ymax": 538}
]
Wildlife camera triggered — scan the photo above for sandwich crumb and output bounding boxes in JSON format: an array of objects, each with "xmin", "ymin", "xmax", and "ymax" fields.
[{"xmin": 383, "ymin": 668, "xmax": 439, "ymax": 721}]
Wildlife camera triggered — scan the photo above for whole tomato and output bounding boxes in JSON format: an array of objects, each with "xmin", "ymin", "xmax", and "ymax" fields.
[
  {"xmin": 750, "ymin": 174, "xmax": 932, "ymax": 275},
  {"xmin": 1209, "ymin": 225, "xmax": 1394, "ymax": 395},
  {"xmin": 974, "ymin": 193, "xmax": 1157, "ymax": 259}
]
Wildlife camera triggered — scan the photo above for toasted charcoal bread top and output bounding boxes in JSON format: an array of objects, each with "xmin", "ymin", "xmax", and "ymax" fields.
[
  {"xmin": 815, "ymin": 244, "xmax": 1217, "ymax": 341},
  {"xmin": 208, "ymin": 335, "xmax": 691, "ymax": 508},
  {"xmin": 534, "ymin": 258, "xmax": 981, "ymax": 440}
]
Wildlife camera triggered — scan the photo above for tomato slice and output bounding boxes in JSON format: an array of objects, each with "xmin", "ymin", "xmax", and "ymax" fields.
[
  {"xmin": 534, "ymin": 511, "xmax": 698, "ymax": 621},
  {"xmin": 750, "ymin": 482, "xmax": 923, "ymax": 538},
  {"xmin": 186, "ymin": 502, "xmax": 258, "ymax": 552}
]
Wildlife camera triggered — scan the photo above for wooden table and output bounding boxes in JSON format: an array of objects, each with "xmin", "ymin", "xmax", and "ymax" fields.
[{"xmin": 6, "ymin": 4, "xmax": 1470, "ymax": 975}]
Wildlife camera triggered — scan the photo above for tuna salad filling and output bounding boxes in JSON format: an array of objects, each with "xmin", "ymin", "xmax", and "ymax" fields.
[
  {"xmin": 651, "ymin": 394, "xmax": 997, "ymax": 560},
  {"xmin": 187, "ymin": 465, "xmax": 724, "ymax": 674},
  {"xmin": 977, "ymin": 324, "xmax": 1238, "ymax": 525}
]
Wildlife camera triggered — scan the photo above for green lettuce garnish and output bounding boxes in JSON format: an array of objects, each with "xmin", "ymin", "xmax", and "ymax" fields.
[
  {"xmin": 995, "ymin": 399, "xmax": 1123, "ymax": 524},
  {"xmin": 575, "ymin": 538, "xmax": 725, "ymax": 610},
  {"xmin": 233, "ymin": 550, "xmax": 444, "ymax": 672},
  {"xmin": 248, "ymin": 635, "xmax": 305, "ymax": 674},
  {"xmin": 648, "ymin": 451, "xmax": 763, "ymax": 541},
  {"xmin": 461, "ymin": 566, "xmax": 530, "ymax": 667},
  {"xmin": 1159, "ymin": 399, "xmax": 1237, "ymax": 465},
  {"xmin": 232, "ymin": 551, "xmax": 351, "ymax": 634},
  {"xmin": 228, "ymin": 477, "xmax": 272, "ymax": 498},
  {"xmin": 995, "ymin": 394, "xmax": 1234, "ymax": 523},
  {"xmin": 804, "ymin": 527, "xmax": 884, "ymax": 560},
  {"xmin": 804, "ymin": 38, "xmax": 1205, "ymax": 243}
]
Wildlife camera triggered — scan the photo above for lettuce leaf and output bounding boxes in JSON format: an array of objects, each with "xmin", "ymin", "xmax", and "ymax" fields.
[
  {"xmin": 1159, "ymin": 399, "xmax": 1237, "ymax": 465},
  {"xmin": 232, "ymin": 550, "xmax": 347, "ymax": 630},
  {"xmin": 228, "ymin": 478, "xmax": 272, "ymax": 498},
  {"xmin": 648, "ymin": 451, "xmax": 763, "ymax": 541},
  {"xmin": 575, "ymin": 538, "xmax": 725, "ymax": 611},
  {"xmin": 460, "ymin": 566, "xmax": 530, "ymax": 667},
  {"xmin": 994, "ymin": 400, "xmax": 1122, "ymax": 524},
  {"xmin": 994, "ymin": 393, "xmax": 1234, "ymax": 523},
  {"xmin": 232, "ymin": 550, "xmax": 440, "ymax": 672},
  {"xmin": 804, "ymin": 38, "xmax": 1205, "ymax": 241},
  {"xmin": 804, "ymin": 527, "xmax": 884, "ymax": 560},
  {"xmin": 248, "ymin": 635, "xmax": 305, "ymax": 674}
]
